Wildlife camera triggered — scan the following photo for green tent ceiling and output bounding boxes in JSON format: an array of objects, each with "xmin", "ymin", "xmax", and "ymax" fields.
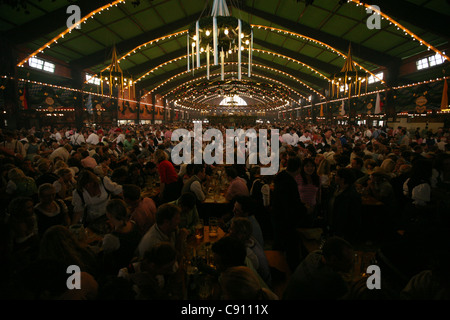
[{"xmin": 1, "ymin": 0, "xmax": 449, "ymax": 109}]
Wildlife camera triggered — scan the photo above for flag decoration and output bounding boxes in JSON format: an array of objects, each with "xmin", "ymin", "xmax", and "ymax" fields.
[
  {"xmin": 20, "ymin": 84, "xmax": 28, "ymax": 110},
  {"xmin": 375, "ymin": 92, "xmax": 381, "ymax": 114},
  {"xmin": 441, "ymin": 78, "xmax": 448, "ymax": 110},
  {"xmin": 340, "ymin": 100, "xmax": 345, "ymax": 116},
  {"xmin": 86, "ymin": 94, "xmax": 93, "ymax": 114}
]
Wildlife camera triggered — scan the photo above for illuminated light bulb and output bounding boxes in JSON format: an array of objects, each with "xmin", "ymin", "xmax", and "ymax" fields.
[
  {"xmin": 224, "ymin": 29, "xmax": 229, "ymax": 35},
  {"xmin": 205, "ymin": 30, "xmax": 211, "ymax": 36}
]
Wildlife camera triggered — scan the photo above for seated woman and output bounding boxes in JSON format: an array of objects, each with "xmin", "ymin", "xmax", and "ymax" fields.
[
  {"xmin": 34, "ymin": 183, "xmax": 70, "ymax": 237},
  {"xmin": 71, "ymin": 169, "xmax": 123, "ymax": 234},
  {"xmin": 101, "ymin": 199, "xmax": 142, "ymax": 275}
]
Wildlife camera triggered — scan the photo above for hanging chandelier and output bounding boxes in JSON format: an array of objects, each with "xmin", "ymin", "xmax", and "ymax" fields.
[
  {"xmin": 330, "ymin": 44, "xmax": 367, "ymax": 98},
  {"xmin": 187, "ymin": 0, "xmax": 253, "ymax": 81},
  {"xmin": 100, "ymin": 46, "xmax": 134, "ymax": 99}
]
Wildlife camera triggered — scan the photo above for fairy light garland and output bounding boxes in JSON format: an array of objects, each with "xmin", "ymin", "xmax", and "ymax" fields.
[
  {"xmin": 86, "ymin": 30, "xmax": 188, "ymax": 85},
  {"xmin": 166, "ymin": 72, "xmax": 299, "ymax": 102},
  {"xmin": 251, "ymin": 24, "xmax": 385, "ymax": 85},
  {"xmin": 176, "ymin": 82, "xmax": 291, "ymax": 108},
  {"xmin": 2, "ymin": 74, "xmax": 447, "ymax": 114},
  {"xmin": 349, "ymin": 0, "xmax": 449, "ymax": 62},
  {"xmin": 134, "ymin": 47, "xmax": 330, "ymax": 84},
  {"xmin": 17, "ymin": 0, "xmax": 127, "ymax": 68},
  {"xmin": 166, "ymin": 72, "xmax": 299, "ymax": 111},
  {"xmin": 1, "ymin": 75, "xmax": 138, "ymax": 104},
  {"xmin": 143, "ymin": 62, "xmax": 321, "ymax": 100}
]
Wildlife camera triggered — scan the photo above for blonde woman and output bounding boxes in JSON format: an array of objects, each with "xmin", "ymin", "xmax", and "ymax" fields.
[{"xmin": 71, "ymin": 170, "xmax": 122, "ymax": 232}]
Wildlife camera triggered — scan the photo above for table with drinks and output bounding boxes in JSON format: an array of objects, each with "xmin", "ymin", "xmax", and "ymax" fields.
[{"xmin": 182, "ymin": 216, "xmax": 226, "ymax": 300}]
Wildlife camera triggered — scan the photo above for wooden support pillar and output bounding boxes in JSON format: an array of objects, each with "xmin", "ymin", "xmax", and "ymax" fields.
[
  {"xmin": 135, "ymin": 89, "xmax": 141, "ymax": 125},
  {"xmin": 0, "ymin": 35, "xmax": 19, "ymax": 129},
  {"xmin": 70, "ymin": 67, "xmax": 84, "ymax": 130},
  {"xmin": 151, "ymin": 93, "xmax": 156, "ymax": 124}
]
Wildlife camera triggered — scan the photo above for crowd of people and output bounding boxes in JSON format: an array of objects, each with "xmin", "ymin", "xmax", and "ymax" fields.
[{"xmin": 0, "ymin": 120, "xmax": 449, "ymax": 300}]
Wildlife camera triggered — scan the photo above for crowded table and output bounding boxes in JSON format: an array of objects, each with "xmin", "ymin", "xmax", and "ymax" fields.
[{"xmin": 1, "ymin": 121, "xmax": 449, "ymax": 301}]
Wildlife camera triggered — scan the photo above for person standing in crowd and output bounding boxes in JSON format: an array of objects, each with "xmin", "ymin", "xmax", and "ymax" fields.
[
  {"xmin": 155, "ymin": 149, "xmax": 180, "ymax": 204},
  {"xmin": 272, "ymin": 156, "xmax": 308, "ymax": 272},
  {"xmin": 328, "ymin": 168, "xmax": 362, "ymax": 242}
]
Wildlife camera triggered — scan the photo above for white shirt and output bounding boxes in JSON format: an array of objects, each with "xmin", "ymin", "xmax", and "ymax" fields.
[
  {"xmin": 71, "ymin": 176, "xmax": 123, "ymax": 221},
  {"xmin": 281, "ymin": 133, "xmax": 293, "ymax": 146},
  {"xmin": 70, "ymin": 133, "xmax": 85, "ymax": 145},
  {"xmin": 189, "ymin": 179, "xmax": 206, "ymax": 202},
  {"xmin": 116, "ymin": 133, "xmax": 126, "ymax": 144},
  {"xmin": 291, "ymin": 133, "xmax": 299, "ymax": 146},
  {"xmin": 403, "ymin": 178, "xmax": 431, "ymax": 206},
  {"xmin": 49, "ymin": 147, "xmax": 70, "ymax": 162},
  {"xmin": 86, "ymin": 133, "xmax": 100, "ymax": 145},
  {"xmin": 299, "ymin": 135, "xmax": 312, "ymax": 146}
]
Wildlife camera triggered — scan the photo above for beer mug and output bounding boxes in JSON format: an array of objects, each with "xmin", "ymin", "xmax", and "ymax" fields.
[
  {"xmin": 195, "ymin": 219, "xmax": 204, "ymax": 240},
  {"xmin": 208, "ymin": 217, "xmax": 218, "ymax": 237}
]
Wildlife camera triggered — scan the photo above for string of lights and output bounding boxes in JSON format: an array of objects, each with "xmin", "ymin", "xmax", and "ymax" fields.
[
  {"xmin": 17, "ymin": 0, "xmax": 127, "ymax": 68},
  {"xmin": 143, "ymin": 62, "xmax": 319, "ymax": 100},
  {"xmin": 348, "ymin": 0, "xmax": 449, "ymax": 62}
]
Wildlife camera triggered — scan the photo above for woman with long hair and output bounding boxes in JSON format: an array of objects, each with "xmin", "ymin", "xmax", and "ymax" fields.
[{"xmin": 295, "ymin": 158, "xmax": 321, "ymax": 219}]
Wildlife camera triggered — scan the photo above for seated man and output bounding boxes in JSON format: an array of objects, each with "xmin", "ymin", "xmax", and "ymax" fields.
[
  {"xmin": 283, "ymin": 237, "xmax": 354, "ymax": 300},
  {"xmin": 212, "ymin": 235, "xmax": 270, "ymax": 293},
  {"xmin": 123, "ymin": 184, "xmax": 157, "ymax": 236},
  {"xmin": 169, "ymin": 192, "xmax": 200, "ymax": 237},
  {"xmin": 137, "ymin": 203, "xmax": 188, "ymax": 259},
  {"xmin": 224, "ymin": 166, "xmax": 249, "ymax": 202},
  {"xmin": 181, "ymin": 164, "xmax": 206, "ymax": 203}
]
